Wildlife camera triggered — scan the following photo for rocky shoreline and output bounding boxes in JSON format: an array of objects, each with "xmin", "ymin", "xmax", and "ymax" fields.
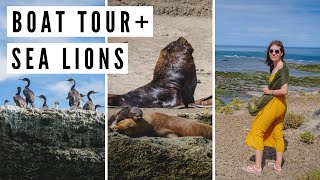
[{"xmin": 216, "ymin": 63, "xmax": 320, "ymax": 104}]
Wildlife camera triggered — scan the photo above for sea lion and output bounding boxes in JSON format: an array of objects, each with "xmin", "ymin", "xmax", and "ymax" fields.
[
  {"xmin": 108, "ymin": 107, "xmax": 143, "ymax": 128},
  {"xmin": 113, "ymin": 112, "xmax": 212, "ymax": 140},
  {"xmin": 194, "ymin": 95, "xmax": 212, "ymax": 106},
  {"xmin": 108, "ymin": 37, "xmax": 197, "ymax": 108}
]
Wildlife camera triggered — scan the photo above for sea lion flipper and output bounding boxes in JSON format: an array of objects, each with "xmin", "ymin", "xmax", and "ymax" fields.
[
  {"xmin": 108, "ymin": 114, "xmax": 117, "ymax": 126},
  {"xmin": 108, "ymin": 107, "xmax": 131, "ymax": 128},
  {"xmin": 111, "ymin": 125, "xmax": 119, "ymax": 132},
  {"xmin": 156, "ymin": 128, "xmax": 178, "ymax": 138},
  {"xmin": 166, "ymin": 133, "xmax": 179, "ymax": 139}
]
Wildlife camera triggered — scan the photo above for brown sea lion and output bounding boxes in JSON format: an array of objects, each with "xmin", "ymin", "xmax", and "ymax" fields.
[
  {"xmin": 108, "ymin": 37, "xmax": 197, "ymax": 108},
  {"xmin": 194, "ymin": 95, "xmax": 212, "ymax": 106},
  {"xmin": 108, "ymin": 107, "xmax": 143, "ymax": 128},
  {"xmin": 113, "ymin": 112, "xmax": 212, "ymax": 140}
]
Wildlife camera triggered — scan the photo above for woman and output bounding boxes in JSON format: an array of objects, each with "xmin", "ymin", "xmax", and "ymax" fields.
[{"xmin": 244, "ymin": 40, "xmax": 289, "ymax": 175}]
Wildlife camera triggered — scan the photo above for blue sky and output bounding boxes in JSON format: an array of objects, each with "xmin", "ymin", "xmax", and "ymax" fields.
[
  {"xmin": 0, "ymin": 0, "xmax": 106, "ymax": 111},
  {"xmin": 216, "ymin": 0, "xmax": 320, "ymax": 47}
]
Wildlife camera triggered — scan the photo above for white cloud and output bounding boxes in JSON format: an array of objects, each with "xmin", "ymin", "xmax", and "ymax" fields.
[
  {"xmin": 77, "ymin": 80, "xmax": 105, "ymax": 95},
  {"xmin": 0, "ymin": 55, "xmax": 23, "ymax": 82},
  {"xmin": 45, "ymin": 81, "xmax": 70, "ymax": 99}
]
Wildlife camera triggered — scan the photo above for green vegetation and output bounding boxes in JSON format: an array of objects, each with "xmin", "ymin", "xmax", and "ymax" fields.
[
  {"xmin": 248, "ymin": 96, "xmax": 259, "ymax": 111},
  {"xmin": 215, "ymin": 88, "xmax": 233, "ymax": 97},
  {"xmin": 288, "ymin": 63, "xmax": 320, "ymax": 73},
  {"xmin": 216, "ymin": 71, "xmax": 268, "ymax": 91},
  {"xmin": 300, "ymin": 131, "xmax": 316, "ymax": 144},
  {"xmin": 218, "ymin": 98, "xmax": 246, "ymax": 115},
  {"xmin": 297, "ymin": 169, "xmax": 320, "ymax": 180},
  {"xmin": 284, "ymin": 112, "xmax": 305, "ymax": 129},
  {"xmin": 289, "ymin": 76, "xmax": 320, "ymax": 88},
  {"xmin": 216, "ymin": 71, "xmax": 320, "ymax": 93},
  {"xmin": 215, "ymin": 96, "xmax": 224, "ymax": 110}
]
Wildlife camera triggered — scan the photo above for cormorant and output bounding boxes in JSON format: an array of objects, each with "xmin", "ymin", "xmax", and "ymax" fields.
[
  {"xmin": 66, "ymin": 78, "xmax": 81, "ymax": 109},
  {"xmin": 83, "ymin": 90, "xmax": 99, "ymax": 111},
  {"xmin": 4, "ymin": 99, "xmax": 9, "ymax": 106},
  {"xmin": 13, "ymin": 87, "xmax": 27, "ymax": 108},
  {"xmin": 19, "ymin": 78, "xmax": 35, "ymax": 108},
  {"xmin": 79, "ymin": 93, "xmax": 87, "ymax": 108},
  {"xmin": 66, "ymin": 93, "xmax": 86, "ymax": 109},
  {"xmin": 95, "ymin": 104, "xmax": 104, "ymax": 111},
  {"xmin": 37, "ymin": 95, "xmax": 49, "ymax": 109},
  {"xmin": 80, "ymin": 93, "xmax": 86, "ymax": 100},
  {"xmin": 55, "ymin": 101, "xmax": 59, "ymax": 109}
]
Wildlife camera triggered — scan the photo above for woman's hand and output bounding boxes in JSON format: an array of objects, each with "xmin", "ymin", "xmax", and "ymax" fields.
[
  {"xmin": 263, "ymin": 86, "xmax": 271, "ymax": 94},
  {"xmin": 263, "ymin": 83, "xmax": 288, "ymax": 96}
]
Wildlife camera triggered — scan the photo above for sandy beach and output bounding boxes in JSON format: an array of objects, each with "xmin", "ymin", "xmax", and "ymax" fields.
[{"xmin": 216, "ymin": 92, "xmax": 320, "ymax": 179}]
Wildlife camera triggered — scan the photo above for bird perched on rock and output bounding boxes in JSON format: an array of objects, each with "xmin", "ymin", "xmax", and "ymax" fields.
[
  {"xmin": 83, "ymin": 90, "xmax": 99, "ymax": 111},
  {"xmin": 4, "ymin": 99, "xmax": 9, "ymax": 106},
  {"xmin": 13, "ymin": 87, "xmax": 27, "ymax": 108},
  {"xmin": 19, "ymin": 78, "xmax": 35, "ymax": 108},
  {"xmin": 66, "ymin": 78, "xmax": 81, "ymax": 110},
  {"xmin": 4, "ymin": 99, "xmax": 10, "ymax": 109},
  {"xmin": 55, "ymin": 101, "xmax": 59, "ymax": 109},
  {"xmin": 37, "ymin": 95, "xmax": 49, "ymax": 109},
  {"xmin": 79, "ymin": 93, "xmax": 86, "ymax": 108},
  {"xmin": 95, "ymin": 104, "xmax": 104, "ymax": 112},
  {"xmin": 66, "ymin": 93, "xmax": 86, "ymax": 109}
]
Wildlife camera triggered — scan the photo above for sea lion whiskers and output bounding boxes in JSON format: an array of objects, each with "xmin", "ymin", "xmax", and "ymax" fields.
[{"xmin": 129, "ymin": 107, "xmax": 143, "ymax": 121}]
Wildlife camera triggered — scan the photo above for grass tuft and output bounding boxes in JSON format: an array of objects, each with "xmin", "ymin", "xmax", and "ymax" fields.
[
  {"xmin": 284, "ymin": 112, "xmax": 304, "ymax": 129},
  {"xmin": 300, "ymin": 131, "xmax": 316, "ymax": 144}
]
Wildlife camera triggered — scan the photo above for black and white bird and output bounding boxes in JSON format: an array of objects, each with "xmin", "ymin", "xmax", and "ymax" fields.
[
  {"xmin": 79, "ymin": 93, "xmax": 87, "ymax": 108},
  {"xmin": 13, "ymin": 87, "xmax": 27, "ymax": 108},
  {"xmin": 19, "ymin": 78, "xmax": 35, "ymax": 108},
  {"xmin": 66, "ymin": 78, "xmax": 81, "ymax": 110},
  {"xmin": 83, "ymin": 90, "xmax": 99, "ymax": 111},
  {"xmin": 37, "ymin": 95, "xmax": 49, "ymax": 109},
  {"xmin": 54, "ymin": 101, "xmax": 59, "ymax": 109},
  {"xmin": 4, "ymin": 99, "xmax": 9, "ymax": 106},
  {"xmin": 94, "ymin": 104, "xmax": 104, "ymax": 112},
  {"xmin": 4, "ymin": 99, "xmax": 10, "ymax": 108}
]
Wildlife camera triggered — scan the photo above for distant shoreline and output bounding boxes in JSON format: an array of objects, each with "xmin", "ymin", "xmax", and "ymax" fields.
[{"xmin": 215, "ymin": 63, "xmax": 320, "ymax": 104}]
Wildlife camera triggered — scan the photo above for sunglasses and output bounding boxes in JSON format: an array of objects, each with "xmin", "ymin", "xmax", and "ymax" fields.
[{"xmin": 269, "ymin": 49, "xmax": 281, "ymax": 54}]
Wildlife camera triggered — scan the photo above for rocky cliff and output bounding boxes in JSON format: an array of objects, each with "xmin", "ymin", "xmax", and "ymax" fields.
[{"xmin": 0, "ymin": 106, "xmax": 105, "ymax": 180}]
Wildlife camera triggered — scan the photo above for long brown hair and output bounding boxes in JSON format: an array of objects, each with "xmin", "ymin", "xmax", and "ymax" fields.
[{"xmin": 265, "ymin": 40, "xmax": 285, "ymax": 72}]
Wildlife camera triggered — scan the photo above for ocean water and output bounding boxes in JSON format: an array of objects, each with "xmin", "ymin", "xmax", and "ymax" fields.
[{"xmin": 216, "ymin": 45, "xmax": 320, "ymax": 77}]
